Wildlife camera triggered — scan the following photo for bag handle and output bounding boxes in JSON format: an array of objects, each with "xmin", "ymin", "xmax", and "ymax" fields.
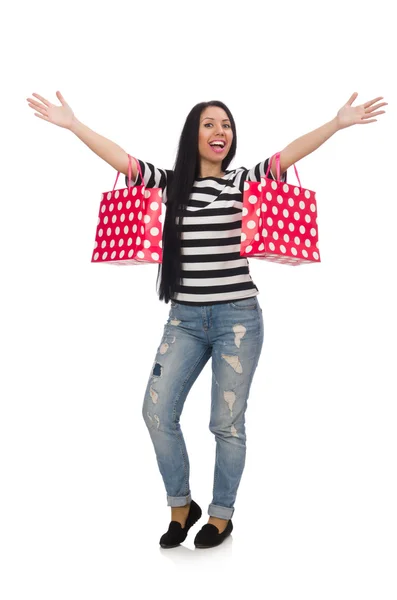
[
  {"xmin": 266, "ymin": 152, "xmax": 302, "ymax": 189},
  {"xmin": 111, "ymin": 154, "xmax": 144, "ymax": 192}
]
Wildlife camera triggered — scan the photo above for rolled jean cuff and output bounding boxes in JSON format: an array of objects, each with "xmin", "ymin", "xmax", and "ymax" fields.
[
  {"xmin": 208, "ymin": 503, "xmax": 235, "ymax": 519},
  {"xmin": 167, "ymin": 493, "xmax": 192, "ymax": 507}
]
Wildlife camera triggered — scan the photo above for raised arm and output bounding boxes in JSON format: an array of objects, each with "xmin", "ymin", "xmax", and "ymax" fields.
[
  {"xmin": 69, "ymin": 118, "xmax": 135, "ymax": 178},
  {"xmin": 26, "ymin": 90, "xmax": 136, "ymax": 179},
  {"xmin": 272, "ymin": 92, "xmax": 387, "ymax": 175}
]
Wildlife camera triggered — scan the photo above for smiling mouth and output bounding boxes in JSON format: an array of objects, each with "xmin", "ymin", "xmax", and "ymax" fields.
[{"xmin": 209, "ymin": 142, "xmax": 226, "ymax": 153}]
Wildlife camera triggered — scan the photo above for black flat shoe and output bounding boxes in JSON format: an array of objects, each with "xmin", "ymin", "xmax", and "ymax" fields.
[
  {"xmin": 194, "ymin": 519, "xmax": 233, "ymax": 548},
  {"xmin": 159, "ymin": 500, "xmax": 202, "ymax": 549}
]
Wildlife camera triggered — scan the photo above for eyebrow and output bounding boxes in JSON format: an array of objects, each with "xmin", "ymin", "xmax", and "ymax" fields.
[{"xmin": 201, "ymin": 117, "xmax": 231, "ymax": 122}]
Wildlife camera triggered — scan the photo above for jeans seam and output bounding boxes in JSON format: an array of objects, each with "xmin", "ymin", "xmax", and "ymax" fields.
[
  {"xmin": 172, "ymin": 347, "xmax": 211, "ymax": 495},
  {"xmin": 211, "ymin": 311, "xmax": 263, "ymax": 511}
]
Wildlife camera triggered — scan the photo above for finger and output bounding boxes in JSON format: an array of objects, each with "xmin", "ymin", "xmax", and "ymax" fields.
[
  {"xmin": 34, "ymin": 113, "xmax": 49, "ymax": 121},
  {"xmin": 31, "ymin": 93, "xmax": 51, "ymax": 107},
  {"xmin": 367, "ymin": 102, "xmax": 388, "ymax": 112},
  {"xmin": 363, "ymin": 96, "xmax": 384, "ymax": 108},
  {"xmin": 363, "ymin": 111, "xmax": 385, "ymax": 118},
  {"xmin": 360, "ymin": 119, "xmax": 377, "ymax": 124},
  {"xmin": 28, "ymin": 102, "xmax": 47, "ymax": 116},
  {"xmin": 27, "ymin": 99, "xmax": 47, "ymax": 111},
  {"xmin": 347, "ymin": 92, "xmax": 358, "ymax": 105}
]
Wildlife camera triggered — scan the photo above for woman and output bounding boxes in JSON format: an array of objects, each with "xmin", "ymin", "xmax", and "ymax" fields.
[{"xmin": 26, "ymin": 91, "xmax": 387, "ymax": 549}]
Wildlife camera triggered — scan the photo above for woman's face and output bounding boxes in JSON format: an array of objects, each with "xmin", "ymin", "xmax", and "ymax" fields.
[{"xmin": 198, "ymin": 106, "xmax": 233, "ymax": 163}]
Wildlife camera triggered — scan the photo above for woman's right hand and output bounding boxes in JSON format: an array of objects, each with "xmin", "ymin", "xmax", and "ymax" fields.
[{"xmin": 26, "ymin": 91, "xmax": 75, "ymax": 130}]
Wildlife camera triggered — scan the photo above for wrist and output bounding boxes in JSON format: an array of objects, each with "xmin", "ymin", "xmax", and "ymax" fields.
[
  {"xmin": 332, "ymin": 115, "xmax": 343, "ymax": 132},
  {"xmin": 69, "ymin": 116, "xmax": 80, "ymax": 133}
]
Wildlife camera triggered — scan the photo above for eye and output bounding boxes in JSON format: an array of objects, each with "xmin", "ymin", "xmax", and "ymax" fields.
[{"xmin": 204, "ymin": 123, "xmax": 231, "ymax": 128}]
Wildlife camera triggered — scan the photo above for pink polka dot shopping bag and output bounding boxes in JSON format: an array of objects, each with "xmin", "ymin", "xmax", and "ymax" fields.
[
  {"xmin": 240, "ymin": 152, "xmax": 321, "ymax": 265},
  {"xmin": 91, "ymin": 154, "xmax": 163, "ymax": 265}
]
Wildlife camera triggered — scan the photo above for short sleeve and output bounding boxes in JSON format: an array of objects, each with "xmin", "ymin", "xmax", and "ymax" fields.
[
  {"xmin": 247, "ymin": 157, "xmax": 287, "ymax": 183},
  {"xmin": 124, "ymin": 158, "xmax": 172, "ymax": 205},
  {"xmin": 235, "ymin": 157, "xmax": 287, "ymax": 193}
]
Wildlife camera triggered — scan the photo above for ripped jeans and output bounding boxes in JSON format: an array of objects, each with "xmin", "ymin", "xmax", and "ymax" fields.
[{"xmin": 142, "ymin": 296, "xmax": 264, "ymax": 520}]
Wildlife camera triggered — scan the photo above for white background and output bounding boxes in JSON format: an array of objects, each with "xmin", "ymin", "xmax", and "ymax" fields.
[{"xmin": 2, "ymin": 0, "xmax": 396, "ymax": 598}]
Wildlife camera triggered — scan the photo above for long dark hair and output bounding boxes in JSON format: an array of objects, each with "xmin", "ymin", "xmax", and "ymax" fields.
[{"xmin": 156, "ymin": 100, "xmax": 238, "ymax": 304}]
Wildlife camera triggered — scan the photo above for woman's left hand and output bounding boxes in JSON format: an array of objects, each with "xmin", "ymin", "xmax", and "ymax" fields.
[{"xmin": 336, "ymin": 92, "xmax": 387, "ymax": 130}]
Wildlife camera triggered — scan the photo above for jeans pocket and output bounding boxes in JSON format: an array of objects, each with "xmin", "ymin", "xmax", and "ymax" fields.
[{"xmin": 229, "ymin": 297, "xmax": 258, "ymax": 310}]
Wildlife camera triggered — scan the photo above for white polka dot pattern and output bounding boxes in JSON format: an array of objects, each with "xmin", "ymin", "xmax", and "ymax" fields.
[
  {"xmin": 240, "ymin": 177, "xmax": 321, "ymax": 265},
  {"xmin": 91, "ymin": 185, "xmax": 163, "ymax": 265}
]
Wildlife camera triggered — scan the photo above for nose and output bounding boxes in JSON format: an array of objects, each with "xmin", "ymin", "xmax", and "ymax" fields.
[{"xmin": 214, "ymin": 123, "xmax": 225, "ymax": 135}]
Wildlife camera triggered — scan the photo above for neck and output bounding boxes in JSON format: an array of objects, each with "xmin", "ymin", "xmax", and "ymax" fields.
[{"xmin": 198, "ymin": 158, "xmax": 224, "ymax": 179}]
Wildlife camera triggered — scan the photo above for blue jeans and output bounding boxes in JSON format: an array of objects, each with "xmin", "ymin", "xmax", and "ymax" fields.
[{"xmin": 142, "ymin": 296, "xmax": 264, "ymax": 520}]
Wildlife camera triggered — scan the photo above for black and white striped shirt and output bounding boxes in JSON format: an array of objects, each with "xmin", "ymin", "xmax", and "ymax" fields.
[{"xmin": 125, "ymin": 158, "xmax": 287, "ymax": 305}]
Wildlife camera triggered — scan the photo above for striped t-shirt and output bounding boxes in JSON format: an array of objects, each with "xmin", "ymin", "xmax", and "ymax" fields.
[{"xmin": 125, "ymin": 158, "xmax": 287, "ymax": 305}]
